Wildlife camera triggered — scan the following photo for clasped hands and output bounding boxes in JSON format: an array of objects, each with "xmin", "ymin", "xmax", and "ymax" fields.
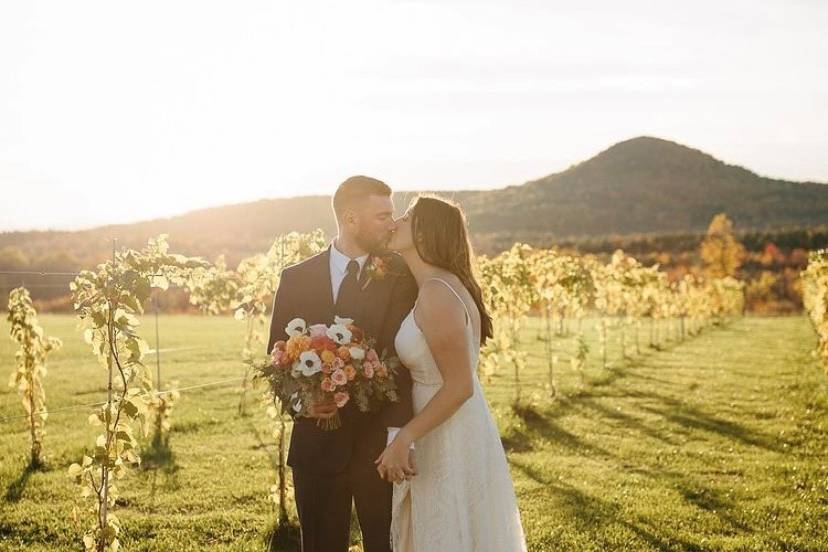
[
  {"xmin": 375, "ymin": 430, "xmax": 417, "ymax": 485},
  {"xmin": 306, "ymin": 400, "xmax": 417, "ymax": 485}
]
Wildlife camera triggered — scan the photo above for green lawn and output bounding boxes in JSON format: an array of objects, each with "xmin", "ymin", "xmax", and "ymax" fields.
[{"xmin": 1, "ymin": 314, "xmax": 827, "ymax": 551}]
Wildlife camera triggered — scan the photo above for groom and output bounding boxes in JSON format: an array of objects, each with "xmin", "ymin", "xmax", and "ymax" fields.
[{"xmin": 266, "ymin": 175, "xmax": 417, "ymax": 552}]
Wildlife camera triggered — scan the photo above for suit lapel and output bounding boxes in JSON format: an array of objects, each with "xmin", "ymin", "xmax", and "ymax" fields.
[{"xmin": 309, "ymin": 246, "xmax": 335, "ymax": 323}]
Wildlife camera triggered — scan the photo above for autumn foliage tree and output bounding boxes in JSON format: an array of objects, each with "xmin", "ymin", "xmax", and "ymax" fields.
[{"xmin": 700, "ymin": 213, "xmax": 746, "ymax": 279}]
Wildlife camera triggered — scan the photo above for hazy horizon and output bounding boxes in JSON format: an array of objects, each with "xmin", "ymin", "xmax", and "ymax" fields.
[
  {"xmin": 3, "ymin": 1, "xmax": 827, "ymax": 232},
  {"xmin": 4, "ymin": 133, "xmax": 827, "ymax": 235}
]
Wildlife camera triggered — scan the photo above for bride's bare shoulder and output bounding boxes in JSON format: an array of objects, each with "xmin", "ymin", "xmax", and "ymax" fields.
[{"xmin": 415, "ymin": 277, "xmax": 467, "ymax": 332}]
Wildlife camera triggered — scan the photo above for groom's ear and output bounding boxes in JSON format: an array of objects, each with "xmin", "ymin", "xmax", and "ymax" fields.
[{"xmin": 339, "ymin": 207, "xmax": 359, "ymax": 227}]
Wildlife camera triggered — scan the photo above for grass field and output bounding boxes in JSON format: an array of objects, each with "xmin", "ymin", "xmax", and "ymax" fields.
[{"xmin": 1, "ymin": 314, "xmax": 827, "ymax": 551}]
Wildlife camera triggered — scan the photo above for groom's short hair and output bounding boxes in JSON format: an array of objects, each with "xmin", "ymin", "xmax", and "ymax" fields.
[{"xmin": 332, "ymin": 176, "xmax": 392, "ymax": 218}]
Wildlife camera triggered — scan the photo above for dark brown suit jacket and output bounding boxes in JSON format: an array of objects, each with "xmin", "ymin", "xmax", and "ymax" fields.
[{"xmin": 266, "ymin": 246, "xmax": 417, "ymax": 475}]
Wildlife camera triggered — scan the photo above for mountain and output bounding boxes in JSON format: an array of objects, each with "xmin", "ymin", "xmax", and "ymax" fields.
[
  {"xmin": 2, "ymin": 136, "xmax": 828, "ymax": 266},
  {"xmin": 461, "ymin": 136, "xmax": 828, "ymax": 240}
]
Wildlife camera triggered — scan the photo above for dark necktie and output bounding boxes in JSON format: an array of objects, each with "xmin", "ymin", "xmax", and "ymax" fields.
[{"xmin": 335, "ymin": 259, "xmax": 361, "ymax": 318}]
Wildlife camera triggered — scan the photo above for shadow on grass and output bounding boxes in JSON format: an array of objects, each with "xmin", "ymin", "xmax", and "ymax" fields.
[
  {"xmin": 142, "ymin": 431, "xmax": 181, "ymax": 511},
  {"xmin": 508, "ymin": 456, "xmax": 552, "ymax": 485},
  {"xmin": 570, "ymin": 351, "xmax": 783, "ymax": 454},
  {"xmin": 512, "ymin": 452, "xmax": 755, "ymax": 549},
  {"xmin": 174, "ymin": 417, "xmax": 223, "ymax": 434},
  {"xmin": 4, "ymin": 459, "xmax": 47, "ymax": 503},
  {"xmin": 673, "ymin": 480, "xmax": 751, "ymax": 533},
  {"xmin": 504, "ymin": 402, "xmax": 611, "ymax": 457},
  {"xmin": 142, "ymin": 432, "xmax": 179, "ymax": 473},
  {"xmin": 582, "ymin": 364, "xmax": 630, "ymax": 390},
  {"xmin": 573, "ymin": 399, "xmax": 680, "ymax": 446},
  {"xmin": 263, "ymin": 520, "xmax": 301, "ymax": 552},
  {"xmin": 638, "ymin": 400, "xmax": 782, "ymax": 453},
  {"xmin": 515, "ymin": 471, "xmax": 704, "ymax": 551}
]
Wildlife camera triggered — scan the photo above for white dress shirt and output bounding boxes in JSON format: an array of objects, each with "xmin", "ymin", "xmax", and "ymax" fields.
[{"xmin": 329, "ymin": 241, "xmax": 369, "ymax": 304}]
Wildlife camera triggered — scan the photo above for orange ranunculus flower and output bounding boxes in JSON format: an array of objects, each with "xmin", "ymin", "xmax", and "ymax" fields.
[
  {"xmin": 320, "ymin": 349, "xmax": 336, "ymax": 364},
  {"xmin": 345, "ymin": 364, "xmax": 356, "ymax": 381},
  {"xmin": 376, "ymin": 363, "xmax": 388, "ymax": 378},
  {"xmin": 349, "ymin": 326, "xmax": 364, "ymax": 343},
  {"xmin": 286, "ymin": 335, "xmax": 312, "ymax": 361},
  {"xmin": 337, "ymin": 346, "xmax": 351, "ymax": 361},
  {"xmin": 311, "ymin": 334, "xmax": 338, "ymax": 352}
]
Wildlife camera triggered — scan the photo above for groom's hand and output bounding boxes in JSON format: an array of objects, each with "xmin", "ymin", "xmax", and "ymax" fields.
[
  {"xmin": 375, "ymin": 439, "xmax": 418, "ymax": 483},
  {"xmin": 376, "ymin": 451, "xmax": 417, "ymax": 483},
  {"xmin": 307, "ymin": 400, "xmax": 338, "ymax": 419}
]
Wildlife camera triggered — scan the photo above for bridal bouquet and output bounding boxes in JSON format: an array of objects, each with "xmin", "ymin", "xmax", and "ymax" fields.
[{"xmin": 260, "ymin": 316, "xmax": 400, "ymax": 430}]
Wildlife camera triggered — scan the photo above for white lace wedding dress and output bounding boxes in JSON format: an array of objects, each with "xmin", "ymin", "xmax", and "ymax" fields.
[{"xmin": 390, "ymin": 278, "xmax": 527, "ymax": 552}]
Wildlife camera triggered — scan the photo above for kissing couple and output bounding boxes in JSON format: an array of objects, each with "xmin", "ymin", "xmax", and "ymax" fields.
[{"xmin": 266, "ymin": 176, "xmax": 526, "ymax": 551}]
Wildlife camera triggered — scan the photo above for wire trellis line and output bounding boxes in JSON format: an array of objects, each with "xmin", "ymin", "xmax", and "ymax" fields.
[
  {"xmin": 0, "ymin": 270, "xmax": 81, "ymax": 276},
  {"xmin": 0, "ymin": 376, "xmax": 247, "ymax": 424},
  {"xmin": 0, "ymin": 270, "xmax": 175, "ymax": 278},
  {"xmin": 0, "ymin": 283, "xmax": 74, "ymax": 289}
]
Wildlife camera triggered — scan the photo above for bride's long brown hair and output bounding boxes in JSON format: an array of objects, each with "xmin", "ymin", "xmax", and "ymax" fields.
[{"xmin": 408, "ymin": 194, "xmax": 493, "ymax": 345}]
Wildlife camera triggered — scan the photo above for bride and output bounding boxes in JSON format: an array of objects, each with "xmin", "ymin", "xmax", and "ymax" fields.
[{"xmin": 375, "ymin": 195, "xmax": 527, "ymax": 551}]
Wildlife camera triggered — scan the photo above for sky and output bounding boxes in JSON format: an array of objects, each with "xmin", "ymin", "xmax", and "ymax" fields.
[{"xmin": 1, "ymin": 0, "xmax": 826, "ymax": 232}]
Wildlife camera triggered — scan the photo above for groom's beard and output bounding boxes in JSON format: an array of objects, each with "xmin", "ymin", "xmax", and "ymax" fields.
[{"xmin": 355, "ymin": 229, "xmax": 391, "ymax": 255}]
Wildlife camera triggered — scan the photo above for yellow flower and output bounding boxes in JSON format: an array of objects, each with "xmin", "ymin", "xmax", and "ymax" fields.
[
  {"xmin": 320, "ymin": 350, "xmax": 336, "ymax": 364},
  {"xmin": 345, "ymin": 364, "xmax": 356, "ymax": 381}
]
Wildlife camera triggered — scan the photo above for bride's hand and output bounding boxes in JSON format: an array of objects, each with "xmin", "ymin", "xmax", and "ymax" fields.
[{"xmin": 375, "ymin": 433, "xmax": 417, "ymax": 484}]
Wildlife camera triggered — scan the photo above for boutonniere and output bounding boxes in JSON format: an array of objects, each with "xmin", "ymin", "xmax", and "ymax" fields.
[{"xmin": 361, "ymin": 255, "xmax": 392, "ymax": 290}]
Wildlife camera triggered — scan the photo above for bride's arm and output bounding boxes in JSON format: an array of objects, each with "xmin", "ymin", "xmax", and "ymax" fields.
[{"xmin": 375, "ymin": 280, "xmax": 474, "ymax": 481}]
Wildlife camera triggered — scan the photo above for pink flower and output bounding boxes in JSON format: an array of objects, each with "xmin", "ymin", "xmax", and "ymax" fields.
[
  {"xmin": 308, "ymin": 324, "xmax": 328, "ymax": 338},
  {"xmin": 334, "ymin": 391, "xmax": 349, "ymax": 408},
  {"xmin": 321, "ymin": 363, "xmax": 332, "ymax": 374},
  {"xmin": 332, "ymin": 357, "xmax": 345, "ymax": 371},
  {"xmin": 363, "ymin": 364, "xmax": 374, "ymax": 379},
  {"xmin": 321, "ymin": 377, "xmax": 335, "ymax": 392},
  {"xmin": 366, "ymin": 349, "xmax": 379, "ymax": 363},
  {"xmin": 331, "ymin": 369, "xmax": 348, "ymax": 387}
]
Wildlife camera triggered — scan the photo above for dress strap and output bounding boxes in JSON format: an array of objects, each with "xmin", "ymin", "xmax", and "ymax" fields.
[{"xmin": 422, "ymin": 277, "xmax": 470, "ymax": 326}]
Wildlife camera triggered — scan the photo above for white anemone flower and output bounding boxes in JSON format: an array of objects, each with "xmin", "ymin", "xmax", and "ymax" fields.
[
  {"xmin": 326, "ymin": 324, "xmax": 353, "ymax": 345},
  {"xmin": 348, "ymin": 346, "xmax": 366, "ymax": 360},
  {"xmin": 285, "ymin": 317, "xmax": 307, "ymax": 337},
  {"xmin": 334, "ymin": 315, "xmax": 354, "ymax": 326},
  {"xmin": 297, "ymin": 351, "xmax": 322, "ymax": 376}
]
